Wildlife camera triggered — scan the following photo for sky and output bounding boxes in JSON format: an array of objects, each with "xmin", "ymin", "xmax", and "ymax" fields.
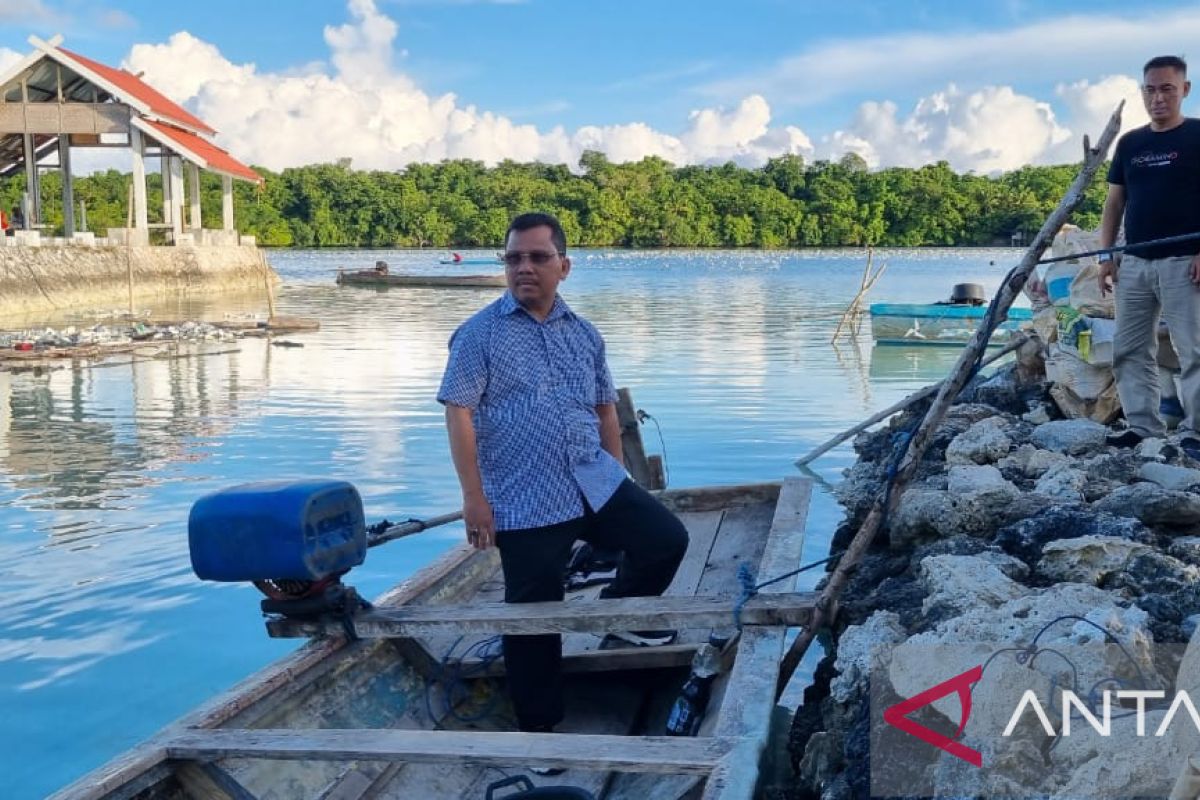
[{"xmin": 0, "ymin": 0, "xmax": 1197, "ymax": 175}]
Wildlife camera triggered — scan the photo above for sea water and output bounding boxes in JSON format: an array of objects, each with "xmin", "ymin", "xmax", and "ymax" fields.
[{"xmin": 0, "ymin": 247, "xmax": 1025, "ymax": 798}]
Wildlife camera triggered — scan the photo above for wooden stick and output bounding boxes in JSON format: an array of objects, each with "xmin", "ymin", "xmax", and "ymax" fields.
[
  {"xmin": 831, "ymin": 248, "xmax": 874, "ymax": 343},
  {"xmin": 259, "ymin": 250, "xmax": 276, "ymax": 320},
  {"xmin": 831, "ymin": 256, "xmax": 888, "ymax": 344},
  {"xmin": 859, "ymin": 246, "xmax": 874, "ymax": 293},
  {"xmin": 796, "ymin": 333, "xmax": 1029, "ymax": 466},
  {"xmin": 777, "ymin": 102, "xmax": 1125, "ymax": 699}
]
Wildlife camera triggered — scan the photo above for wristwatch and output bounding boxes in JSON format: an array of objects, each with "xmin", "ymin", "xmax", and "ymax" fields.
[{"xmin": 1098, "ymin": 252, "xmax": 1114, "ymax": 264}]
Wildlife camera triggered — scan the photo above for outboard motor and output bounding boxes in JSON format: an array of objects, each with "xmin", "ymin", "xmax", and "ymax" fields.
[
  {"xmin": 188, "ymin": 480, "xmax": 369, "ymax": 628},
  {"xmin": 948, "ymin": 283, "xmax": 986, "ymax": 306}
]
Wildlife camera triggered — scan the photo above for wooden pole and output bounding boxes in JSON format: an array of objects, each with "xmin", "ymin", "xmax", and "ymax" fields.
[
  {"xmin": 776, "ymin": 102, "xmax": 1125, "ymax": 699},
  {"xmin": 126, "ymin": 178, "xmax": 136, "ymax": 314},
  {"xmin": 617, "ymin": 387, "xmax": 655, "ymax": 489},
  {"xmin": 795, "ymin": 334, "xmax": 1029, "ymax": 466},
  {"xmin": 831, "ymin": 250, "xmax": 887, "ymax": 344},
  {"xmin": 259, "ymin": 250, "xmax": 276, "ymax": 320}
]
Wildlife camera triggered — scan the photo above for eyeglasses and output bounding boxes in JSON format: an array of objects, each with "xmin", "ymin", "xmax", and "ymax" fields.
[
  {"xmin": 502, "ymin": 251, "xmax": 563, "ymax": 267},
  {"xmin": 1143, "ymin": 83, "xmax": 1180, "ymax": 97}
]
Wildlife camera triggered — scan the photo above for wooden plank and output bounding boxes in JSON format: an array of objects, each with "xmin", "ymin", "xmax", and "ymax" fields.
[
  {"xmin": 617, "ymin": 387, "xmax": 654, "ymax": 489},
  {"xmin": 464, "ymin": 641, "xmax": 700, "ymax": 677},
  {"xmin": 648, "ymin": 455, "xmax": 666, "ymax": 491},
  {"xmin": 710, "ymin": 477, "xmax": 811, "ymax": 800},
  {"xmin": 174, "ymin": 761, "xmax": 258, "ymax": 800},
  {"xmin": 656, "ymin": 482, "xmax": 781, "ymax": 514},
  {"xmin": 315, "ymin": 762, "xmax": 402, "ymax": 800},
  {"xmin": 666, "ymin": 509, "xmax": 725, "ymax": 597},
  {"xmin": 266, "ymin": 593, "xmax": 816, "ymax": 639},
  {"xmin": 163, "ymin": 729, "xmax": 734, "ymax": 775}
]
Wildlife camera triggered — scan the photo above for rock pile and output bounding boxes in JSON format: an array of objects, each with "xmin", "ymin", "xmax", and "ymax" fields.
[{"xmin": 791, "ymin": 364, "xmax": 1200, "ymax": 799}]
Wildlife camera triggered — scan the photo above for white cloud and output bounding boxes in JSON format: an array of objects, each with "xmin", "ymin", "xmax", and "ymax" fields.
[
  {"xmin": 96, "ymin": 8, "xmax": 137, "ymax": 30},
  {"xmin": 817, "ymin": 77, "xmax": 1146, "ymax": 174},
  {"xmin": 0, "ymin": 0, "xmax": 56, "ymax": 22},
  {"xmin": 0, "ymin": 48, "xmax": 22, "ymax": 74},
  {"xmin": 822, "ymin": 84, "xmax": 1071, "ymax": 173},
  {"xmin": 701, "ymin": 8, "xmax": 1200, "ymax": 110},
  {"xmin": 122, "ymin": 0, "xmax": 813, "ymax": 172},
  {"xmin": 50, "ymin": 0, "xmax": 1156, "ymax": 177}
]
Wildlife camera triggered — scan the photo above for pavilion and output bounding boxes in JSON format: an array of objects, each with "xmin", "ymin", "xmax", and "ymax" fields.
[{"xmin": 0, "ymin": 34, "xmax": 261, "ymax": 246}]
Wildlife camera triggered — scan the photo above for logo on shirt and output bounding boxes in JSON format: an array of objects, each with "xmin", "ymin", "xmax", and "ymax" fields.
[{"xmin": 1131, "ymin": 150, "xmax": 1179, "ymax": 167}]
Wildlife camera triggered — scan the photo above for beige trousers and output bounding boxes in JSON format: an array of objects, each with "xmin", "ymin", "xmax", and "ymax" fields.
[{"xmin": 1112, "ymin": 253, "xmax": 1200, "ymax": 437}]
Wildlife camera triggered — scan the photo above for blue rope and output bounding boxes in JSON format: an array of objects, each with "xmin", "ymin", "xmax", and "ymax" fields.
[
  {"xmin": 731, "ymin": 555, "xmax": 837, "ymax": 628},
  {"xmin": 424, "ymin": 634, "xmax": 510, "ymax": 728}
]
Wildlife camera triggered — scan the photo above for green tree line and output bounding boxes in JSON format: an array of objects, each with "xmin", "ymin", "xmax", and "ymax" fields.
[{"xmin": 0, "ymin": 151, "xmax": 1107, "ymax": 248}]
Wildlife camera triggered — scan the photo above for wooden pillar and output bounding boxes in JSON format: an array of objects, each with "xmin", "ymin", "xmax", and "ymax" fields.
[
  {"xmin": 221, "ymin": 175, "xmax": 234, "ymax": 232},
  {"xmin": 22, "ymin": 134, "xmax": 38, "ymax": 227},
  {"xmin": 161, "ymin": 155, "xmax": 172, "ymax": 227},
  {"xmin": 59, "ymin": 134, "xmax": 74, "ymax": 236},
  {"xmin": 169, "ymin": 157, "xmax": 184, "ymax": 241},
  {"xmin": 130, "ymin": 128, "xmax": 148, "ymax": 231},
  {"xmin": 187, "ymin": 162, "xmax": 202, "ymax": 231}
]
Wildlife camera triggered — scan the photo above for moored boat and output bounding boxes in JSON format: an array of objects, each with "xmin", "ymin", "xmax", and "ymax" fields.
[
  {"xmin": 336, "ymin": 269, "xmax": 507, "ymax": 289},
  {"xmin": 50, "ymin": 475, "xmax": 814, "ymax": 800},
  {"xmin": 870, "ymin": 283, "xmax": 1033, "ymax": 347}
]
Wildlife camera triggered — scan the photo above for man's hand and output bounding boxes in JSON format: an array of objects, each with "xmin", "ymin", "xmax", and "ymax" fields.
[
  {"xmin": 1191, "ymin": 254, "xmax": 1200, "ymax": 286},
  {"xmin": 1098, "ymin": 256, "xmax": 1120, "ymax": 297},
  {"xmin": 463, "ymin": 492, "xmax": 496, "ymax": 549}
]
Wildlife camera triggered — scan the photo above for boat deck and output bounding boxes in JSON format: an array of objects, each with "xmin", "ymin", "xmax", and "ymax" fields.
[{"xmin": 51, "ymin": 479, "xmax": 813, "ymax": 800}]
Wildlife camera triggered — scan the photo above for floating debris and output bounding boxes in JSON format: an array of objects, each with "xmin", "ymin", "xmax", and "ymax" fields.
[{"xmin": 0, "ymin": 315, "xmax": 317, "ymax": 370}]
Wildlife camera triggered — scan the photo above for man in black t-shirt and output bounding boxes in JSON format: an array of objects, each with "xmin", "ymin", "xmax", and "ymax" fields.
[{"xmin": 1099, "ymin": 55, "xmax": 1200, "ymax": 455}]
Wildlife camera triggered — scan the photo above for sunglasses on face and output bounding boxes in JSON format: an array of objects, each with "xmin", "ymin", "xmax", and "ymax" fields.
[{"xmin": 503, "ymin": 251, "xmax": 564, "ymax": 267}]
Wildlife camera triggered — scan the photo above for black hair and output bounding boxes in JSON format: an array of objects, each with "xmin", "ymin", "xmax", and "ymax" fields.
[
  {"xmin": 506, "ymin": 212, "xmax": 566, "ymax": 253},
  {"xmin": 1144, "ymin": 55, "xmax": 1188, "ymax": 76}
]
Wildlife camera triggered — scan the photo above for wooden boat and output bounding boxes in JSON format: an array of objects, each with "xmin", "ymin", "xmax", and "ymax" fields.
[
  {"xmin": 51, "ymin": 476, "xmax": 814, "ymax": 800},
  {"xmin": 869, "ymin": 302, "xmax": 1033, "ymax": 347},
  {"xmin": 337, "ymin": 269, "xmax": 507, "ymax": 289}
]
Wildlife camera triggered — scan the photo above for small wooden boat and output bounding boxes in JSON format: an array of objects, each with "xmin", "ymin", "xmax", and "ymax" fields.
[
  {"xmin": 870, "ymin": 282, "xmax": 1034, "ymax": 347},
  {"xmin": 50, "ymin": 475, "xmax": 814, "ymax": 800},
  {"xmin": 336, "ymin": 269, "xmax": 507, "ymax": 289},
  {"xmin": 869, "ymin": 302, "xmax": 1033, "ymax": 346}
]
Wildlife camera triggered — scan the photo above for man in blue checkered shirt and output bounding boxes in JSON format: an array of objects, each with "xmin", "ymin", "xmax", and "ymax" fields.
[{"xmin": 438, "ymin": 212, "xmax": 689, "ymax": 736}]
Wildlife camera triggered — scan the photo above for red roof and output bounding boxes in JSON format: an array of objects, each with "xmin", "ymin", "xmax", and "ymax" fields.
[
  {"xmin": 57, "ymin": 46, "xmax": 216, "ymax": 135},
  {"xmin": 142, "ymin": 119, "xmax": 261, "ymax": 184}
]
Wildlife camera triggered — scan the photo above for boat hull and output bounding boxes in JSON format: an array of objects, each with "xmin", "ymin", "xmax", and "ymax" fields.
[
  {"xmin": 869, "ymin": 303, "xmax": 1033, "ymax": 347},
  {"xmin": 50, "ymin": 479, "xmax": 811, "ymax": 800},
  {"xmin": 336, "ymin": 272, "xmax": 507, "ymax": 288}
]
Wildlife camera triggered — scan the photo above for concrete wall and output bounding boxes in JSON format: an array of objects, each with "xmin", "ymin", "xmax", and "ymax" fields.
[{"xmin": 0, "ymin": 243, "xmax": 280, "ymax": 320}]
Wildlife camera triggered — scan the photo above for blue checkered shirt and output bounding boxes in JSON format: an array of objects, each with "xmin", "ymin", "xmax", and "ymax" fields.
[{"xmin": 438, "ymin": 292, "xmax": 626, "ymax": 531}]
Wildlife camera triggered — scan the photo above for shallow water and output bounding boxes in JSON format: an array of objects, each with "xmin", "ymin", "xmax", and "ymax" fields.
[{"xmin": 0, "ymin": 246, "xmax": 1025, "ymax": 798}]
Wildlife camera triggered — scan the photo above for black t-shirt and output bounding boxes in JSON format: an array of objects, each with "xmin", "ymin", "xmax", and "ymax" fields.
[{"xmin": 1108, "ymin": 118, "xmax": 1200, "ymax": 259}]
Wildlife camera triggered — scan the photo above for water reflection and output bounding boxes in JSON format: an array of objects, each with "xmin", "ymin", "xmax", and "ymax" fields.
[
  {"xmin": 0, "ymin": 246, "xmax": 1025, "ymax": 799},
  {"xmin": 869, "ymin": 343, "xmax": 967, "ymax": 385},
  {"xmin": 0, "ymin": 343, "xmax": 272, "ymax": 512}
]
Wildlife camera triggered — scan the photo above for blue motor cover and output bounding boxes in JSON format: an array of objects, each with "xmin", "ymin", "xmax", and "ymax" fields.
[{"xmin": 188, "ymin": 479, "xmax": 366, "ymax": 582}]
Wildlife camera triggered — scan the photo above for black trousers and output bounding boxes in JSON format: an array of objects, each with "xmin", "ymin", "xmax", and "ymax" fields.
[{"xmin": 494, "ymin": 478, "xmax": 689, "ymax": 731}]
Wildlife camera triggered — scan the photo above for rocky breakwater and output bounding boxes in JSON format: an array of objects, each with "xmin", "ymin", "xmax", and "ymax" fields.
[
  {"xmin": 790, "ymin": 365, "xmax": 1200, "ymax": 799},
  {"xmin": 0, "ymin": 243, "xmax": 279, "ymax": 320}
]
